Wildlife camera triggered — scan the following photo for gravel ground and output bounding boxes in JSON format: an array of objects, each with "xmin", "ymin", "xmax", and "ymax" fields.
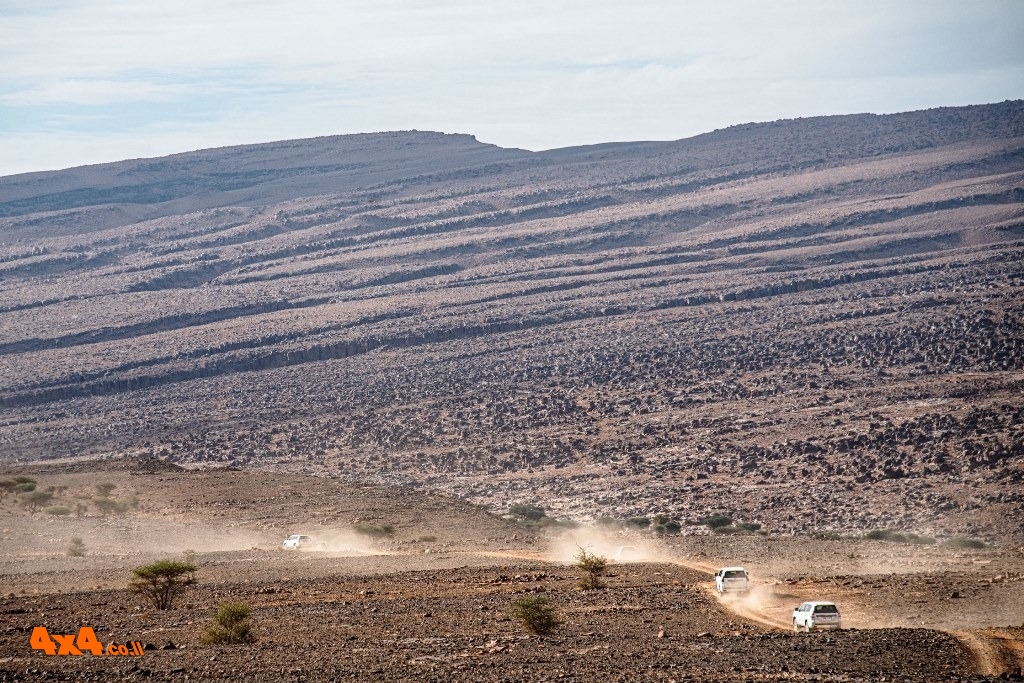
[{"xmin": 1, "ymin": 465, "xmax": 1022, "ymax": 681}]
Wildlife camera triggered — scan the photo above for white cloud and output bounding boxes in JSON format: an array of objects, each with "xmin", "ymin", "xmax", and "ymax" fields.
[
  {"xmin": 1, "ymin": 79, "xmax": 193, "ymax": 105},
  {"xmin": 1, "ymin": 0, "xmax": 1023, "ymax": 175}
]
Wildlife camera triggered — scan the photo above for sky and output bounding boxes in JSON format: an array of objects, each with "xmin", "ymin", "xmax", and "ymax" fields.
[{"xmin": 1, "ymin": 0, "xmax": 1023, "ymax": 176}]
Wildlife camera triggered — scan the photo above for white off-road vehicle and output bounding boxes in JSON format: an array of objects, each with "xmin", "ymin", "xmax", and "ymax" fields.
[
  {"xmin": 714, "ymin": 567, "xmax": 750, "ymax": 594},
  {"xmin": 792, "ymin": 601, "xmax": 842, "ymax": 631},
  {"xmin": 281, "ymin": 534, "xmax": 312, "ymax": 549},
  {"xmin": 614, "ymin": 545, "xmax": 639, "ymax": 561}
]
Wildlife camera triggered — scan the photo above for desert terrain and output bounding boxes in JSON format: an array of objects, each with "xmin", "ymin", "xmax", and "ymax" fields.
[
  {"xmin": 0, "ymin": 461, "xmax": 1022, "ymax": 682},
  {"xmin": 1, "ymin": 102, "xmax": 1023, "ymax": 679},
  {"xmin": 1, "ymin": 103, "xmax": 1022, "ymax": 541}
]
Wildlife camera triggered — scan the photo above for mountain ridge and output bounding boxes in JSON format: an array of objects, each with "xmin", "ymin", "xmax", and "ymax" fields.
[
  {"xmin": 3, "ymin": 100, "xmax": 1023, "ymax": 219},
  {"xmin": 1, "ymin": 100, "xmax": 1022, "ymax": 540}
]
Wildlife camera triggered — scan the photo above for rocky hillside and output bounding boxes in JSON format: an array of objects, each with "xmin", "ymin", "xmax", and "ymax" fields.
[{"xmin": 1, "ymin": 101, "xmax": 1022, "ymax": 540}]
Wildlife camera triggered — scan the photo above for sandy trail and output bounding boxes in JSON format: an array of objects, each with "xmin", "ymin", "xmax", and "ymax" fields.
[
  {"xmin": 453, "ymin": 546, "xmax": 1024, "ymax": 676},
  {"xmin": 458, "ymin": 549, "xmax": 549, "ymax": 562},
  {"xmin": 663, "ymin": 554, "xmax": 1024, "ymax": 677},
  {"xmin": 953, "ymin": 629, "xmax": 1024, "ymax": 677}
]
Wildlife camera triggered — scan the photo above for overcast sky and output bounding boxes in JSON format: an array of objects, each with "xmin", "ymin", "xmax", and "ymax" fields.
[{"xmin": 1, "ymin": 0, "xmax": 1022, "ymax": 176}]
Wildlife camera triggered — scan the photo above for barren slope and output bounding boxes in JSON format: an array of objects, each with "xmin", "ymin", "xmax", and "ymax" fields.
[{"xmin": 1, "ymin": 102, "xmax": 1023, "ymax": 542}]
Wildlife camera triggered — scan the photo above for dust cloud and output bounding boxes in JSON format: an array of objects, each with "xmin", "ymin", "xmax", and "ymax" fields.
[
  {"xmin": 86, "ymin": 523, "xmax": 270, "ymax": 556},
  {"xmin": 544, "ymin": 526, "xmax": 669, "ymax": 564},
  {"xmin": 715, "ymin": 584, "xmax": 794, "ymax": 630},
  {"xmin": 293, "ymin": 529, "xmax": 384, "ymax": 556}
]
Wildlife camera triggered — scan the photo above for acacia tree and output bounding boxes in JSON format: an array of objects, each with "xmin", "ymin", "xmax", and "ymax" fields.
[
  {"xmin": 21, "ymin": 490, "xmax": 54, "ymax": 513},
  {"xmin": 130, "ymin": 560, "xmax": 197, "ymax": 610},
  {"xmin": 510, "ymin": 595, "xmax": 559, "ymax": 635},
  {"xmin": 575, "ymin": 546, "xmax": 608, "ymax": 590}
]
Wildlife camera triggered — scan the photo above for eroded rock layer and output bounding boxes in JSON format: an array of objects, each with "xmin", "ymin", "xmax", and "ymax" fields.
[{"xmin": 1, "ymin": 103, "xmax": 1022, "ymax": 539}]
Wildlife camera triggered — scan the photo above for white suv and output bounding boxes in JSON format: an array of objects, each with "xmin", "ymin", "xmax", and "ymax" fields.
[
  {"xmin": 714, "ymin": 567, "xmax": 750, "ymax": 594},
  {"xmin": 282, "ymin": 534, "xmax": 312, "ymax": 549},
  {"xmin": 792, "ymin": 601, "xmax": 842, "ymax": 631}
]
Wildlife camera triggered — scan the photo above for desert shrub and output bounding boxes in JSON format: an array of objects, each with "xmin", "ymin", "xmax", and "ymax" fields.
[
  {"xmin": 538, "ymin": 517, "xmax": 579, "ymax": 530},
  {"xmin": 0, "ymin": 479, "xmax": 15, "ymax": 501},
  {"xmin": 130, "ymin": 560, "xmax": 197, "ymax": 610},
  {"xmin": 67, "ymin": 537, "xmax": 86, "ymax": 557},
  {"xmin": 661, "ymin": 520, "xmax": 682, "ymax": 534},
  {"xmin": 43, "ymin": 505, "xmax": 71, "ymax": 516},
  {"xmin": 735, "ymin": 522, "xmax": 762, "ymax": 532},
  {"xmin": 700, "ymin": 514, "xmax": 733, "ymax": 529},
  {"xmin": 944, "ymin": 537, "xmax": 986, "ymax": 550},
  {"xmin": 74, "ymin": 502, "xmax": 88, "ymax": 516},
  {"xmin": 201, "ymin": 602, "xmax": 254, "ymax": 644},
  {"xmin": 416, "ymin": 535, "xmax": 437, "ymax": 543},
  {"xmin": 624, "ymin": 517, "xmax": 650, "ymax": 528},
  {"xmin": 907, "ymin": 534, "xmax": 935, "ymax": 545},
  {"xmin": 351, "ymin": 522, "xmax": 394, "ymax": 538},
  {"xmin": 14, "ymin": 479, "xmax": 37, "ymax": 494},
  {"xmin": 711, "ymin": 525, "xmax": 741, "ymax": 534},
  {"xmin": 652, "ymin": 515, "xmax": 681, "ymax": 535},
  {"xmin": 20, "ymin": 490, "xmax": 53, "ymax": 513},
  {"xmin": 510, "ymin": 595, "xmax": 559, "ymax": 635},
  {"xmin": 508, "ymin": 504, "xmax": 546, "ymax": 522},
  {"xmin": 93, "ymin": 497, "xmax": 133, "ymax": 515},
  {"xmin": 95, "ymin": 482, "xmax": 116, "ymax": 497},
  {"xmin": 864, "ymin": 529, "xmax": 936, "ymax": 545},
  {"xmin": 575, "ymin": 546, "xmax": 608, "ymax": 590}
]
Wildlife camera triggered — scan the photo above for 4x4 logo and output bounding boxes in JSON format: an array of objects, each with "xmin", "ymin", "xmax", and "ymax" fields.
[{"xmin": 30, "ymin": 626, "xmax": 143, "ymax": 656}]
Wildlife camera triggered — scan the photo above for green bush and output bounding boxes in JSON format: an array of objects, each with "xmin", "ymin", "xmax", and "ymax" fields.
[
  {"xmin": 130, "ymin": 560, "xmax": 197, "ymax": 610},
  {"xmin": 735, "ymin": 522, "xmax": 762, "ymax": 532},
  {"xmin": 864, "ymin": 529, "xmax": 935, "ymax": 545},
  {"xmin": 510, "ymin": 595, "xmax": 559, "ymax": 635},
  {"xmin": 43, "ymin": 505, "xmax": 71, "ymax": 516},
  {"xmin": 699, "ymin": 514, "xmax": 733, "ymax": 529},
  {"xmin": 351, "ymin": 522, "xmax": 395, "ymax": 538},
  {"xmin": 943, "ymin": 537, "xmax": 986, "ymax": 550},
  {"xmin": 508, "ymin": 504, "xmax": 546, "ymax": 522},
  {"xmin": 93, "ymin": 497, "xmax": 134, "ymax": 515},
  {"xmin": 653, "ymin": 518, "xmax": 682, "ymax": 535},
  {"xmin": 201, "ymin": 602, "xmax": 254, "ymax": 644},
  {"xmin": 575, "ymin": 546, "xmax": 608, "ymax": 590},
  {"xmin": 67, "ymin": 537, "xmax": 86, "ymax": 557},
  {"xmin": 20, "ymin": 490, "xmax": 53, "ymax": 513}
]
